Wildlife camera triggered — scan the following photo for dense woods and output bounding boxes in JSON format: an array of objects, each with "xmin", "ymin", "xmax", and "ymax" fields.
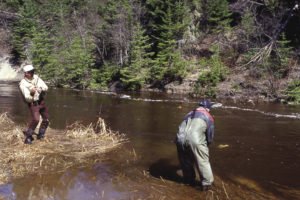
[{"xmin": 0, "ymin": 0, "xmax": 300, "ymax": 103}]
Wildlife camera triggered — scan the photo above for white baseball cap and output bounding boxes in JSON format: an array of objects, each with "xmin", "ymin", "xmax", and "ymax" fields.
[{"xmin": 23, "ymin": 65, "xmax": 34, "ymax": 72}]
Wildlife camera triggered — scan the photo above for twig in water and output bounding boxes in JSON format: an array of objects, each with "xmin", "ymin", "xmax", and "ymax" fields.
[
  {"xmin": 222, "ymin": 181, "xmax": 230, "ymax": 200},
  {"xmin": 132, "ymin": 148, "xmax": 137, "ymax": 159},
  {"xmin": 39, "ymin": 156, "xmax": 45, "ymax": 167},
  {"xmin": 206, "ymin": 190, "xmax": 214, "ymax": 200},
  {"xmin": 159, "ymin": 176, "xmax": 166, "ymax": 183},
  {"xmin": 28, "ymin": 187, "xmax": 34, "ymax": 199}
]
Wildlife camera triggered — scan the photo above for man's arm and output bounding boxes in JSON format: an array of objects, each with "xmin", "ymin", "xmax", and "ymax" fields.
[
  {"xmin": 206, "ymin": 123, "xmax": 214, "ymax": 145},
  {"xmin": 19, "ymin": 81, "xmax": 34, "ymax": 103},
  {"xmin": 35, "ymin": 76, "xmax": 48, "ymax": 92}
]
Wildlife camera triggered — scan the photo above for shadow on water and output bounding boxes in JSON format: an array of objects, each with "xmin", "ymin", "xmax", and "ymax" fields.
[{"xmin": 149, "ymin": 158, "xmax": 182, "ymax": 184}]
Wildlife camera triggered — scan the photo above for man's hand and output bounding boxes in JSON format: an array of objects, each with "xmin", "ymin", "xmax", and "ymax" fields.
[
  {"xmin": 30, "ymin": 87, "xmax": 36, "ymax": 96},
  {"xmin": 36, "ymin": 87, "xmax": 42, "ymax": 93}
]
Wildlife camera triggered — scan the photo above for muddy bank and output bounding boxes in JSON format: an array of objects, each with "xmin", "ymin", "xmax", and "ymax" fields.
[{"xmin": 159, "ymin": 66, "xmax": 300, "ymax": 104}]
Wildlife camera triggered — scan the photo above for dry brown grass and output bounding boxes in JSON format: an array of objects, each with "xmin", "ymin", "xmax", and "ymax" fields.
[{"xmin": 0, "ymin": 112, "xmax": 127, "ymax": 184}]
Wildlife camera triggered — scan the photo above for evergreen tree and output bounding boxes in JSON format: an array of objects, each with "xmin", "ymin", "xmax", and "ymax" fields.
[
  {"xmin": 59, "ymin": 36, "xmax": 95, "ymax": 89},
  {"xmin": 149, "ymin": 0, "xmax": 188, "ymax": 82},
  {"xmin": 120, "ymin": 23, "xmax": 153, "ymax": 90},
  {"xmin": 202, "ymin": 0, "xmax": 232, "ymax": 33},
  {"xmin": 195, "ymin": 45, "xmax": 228, "ymax": 97},
  {"xmin": 11, "ymin": 0, "xmax": 39, "ymax": 59},
  {"xmin": 29, "ymin": 26, "xmax": 52, "ymax": 74},
  {"xmin": 266, "ymin": 33, "xmax": 293, "ymax": 79},
  {"xmin": 145, "ymin": 0, "xmax": 188, "ymax": 50}
]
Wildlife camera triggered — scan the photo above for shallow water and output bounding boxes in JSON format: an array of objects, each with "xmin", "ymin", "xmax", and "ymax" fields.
[{"xmin": 0, "ymin": 82, "xmax": 300, "ymax": 199}]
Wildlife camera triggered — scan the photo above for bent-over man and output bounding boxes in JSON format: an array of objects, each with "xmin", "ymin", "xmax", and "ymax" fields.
[{"xmin": 176, "ymin": 99, "xmax": 215, "ymax": 191}]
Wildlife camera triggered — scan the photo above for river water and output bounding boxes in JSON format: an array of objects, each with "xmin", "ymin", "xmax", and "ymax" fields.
[{"xmin": 0, "ymin": 81, "xmax": 299, "ymax": 200}]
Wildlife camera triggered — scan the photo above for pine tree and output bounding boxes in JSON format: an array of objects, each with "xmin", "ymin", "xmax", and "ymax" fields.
[
  {"xmin": 120, "ymin": 23, "xmax": 153, "ymax": 90},
  {"xmin": 59, "ymin": 36, "xmax": 95, "ymax": 89},
  {"xmin": 202, "ymin": 0, "xmax": 232, "ymax": 33},
  {"xmin": 149, "ymin": 0, "xmax": 188, "ymax": 82},
  {"xmin": 268, "ymin": 33, "xmax": 293, "ymax": 78},
  {"xmin": 29, "ymin": 26, "xmax": 52, "ymax": 73},
  {"xmin": 11, "ymin": 0, "xmax": 39, "ymax": 59}
]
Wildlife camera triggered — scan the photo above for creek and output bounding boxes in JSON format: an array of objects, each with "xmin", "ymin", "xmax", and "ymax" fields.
[{"xmin": 0, "ymin": 82, "xmax": 299, "ymax": 200}]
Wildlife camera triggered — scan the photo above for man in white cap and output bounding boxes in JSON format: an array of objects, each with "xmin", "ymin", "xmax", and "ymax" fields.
[
  {"xmin": 19, "ymin": 64, "xmax": 49, "ymax": 144},
  {"xmin": 175, "ymin": 99, "xmax": 215, "ymax": 191}
]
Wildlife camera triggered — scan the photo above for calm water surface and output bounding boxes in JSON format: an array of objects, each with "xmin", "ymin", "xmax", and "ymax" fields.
[{"xmin": 0, "ymin": 82, "xmax": 299, "ymax": 199}]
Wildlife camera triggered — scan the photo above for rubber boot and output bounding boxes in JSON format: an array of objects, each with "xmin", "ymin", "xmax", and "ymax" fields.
[
  {"xmin": 37, "ymin": 120, "xmax": 49, "ymax": 140},
  {"xmin": 24, "ymin": 129, "xmax": 34, "ymax": 144},
  {"xmin": 201, "ymin": 185, "xmax": 212, "ymax": 191},
  {"xmin": 37, "ymin": 128, "xmax": 46, "ymax": 140}
]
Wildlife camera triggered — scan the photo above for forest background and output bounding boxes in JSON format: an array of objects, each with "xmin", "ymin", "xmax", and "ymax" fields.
[{"xmin": 0, "ymin": 0, "xmax": 300, "ymax": 103}]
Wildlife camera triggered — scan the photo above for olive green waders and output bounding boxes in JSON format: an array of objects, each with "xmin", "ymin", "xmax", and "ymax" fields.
[{"xmin": 176, "ymin": 117, "xmax": 214, "ymax": 186}]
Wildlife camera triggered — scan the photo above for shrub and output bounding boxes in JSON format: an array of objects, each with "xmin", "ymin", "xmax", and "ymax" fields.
[
  {"xmin": 286, "ymin": 80, "xmax": 300, "ymax": 104},
  {"xmin": 194, "ymin": 51, "xmax": 228, "ymax": 97}
]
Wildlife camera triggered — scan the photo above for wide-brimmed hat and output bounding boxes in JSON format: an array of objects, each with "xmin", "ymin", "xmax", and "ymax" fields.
[
  {"xmin": 198, "ymin": 99, "xmax": 212, "ymax": 109},
  {"xmin": 23, "ymin": 65, "xmax": 34, "ymax": 72}
]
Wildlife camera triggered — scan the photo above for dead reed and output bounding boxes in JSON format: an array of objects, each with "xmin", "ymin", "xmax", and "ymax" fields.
[{"xmin": 0, "ymin": 112, "xmax": 127, "ymax": 184}]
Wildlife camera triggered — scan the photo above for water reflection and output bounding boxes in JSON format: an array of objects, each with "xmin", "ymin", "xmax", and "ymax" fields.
[{"xmin": 9, "ymin": 163, "xmax": 128, "ymax": 200}]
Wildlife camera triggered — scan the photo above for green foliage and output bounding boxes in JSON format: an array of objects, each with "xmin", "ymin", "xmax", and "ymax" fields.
[
  {"xmin": 264, "ymin": 0, "xmax": 280, "ymax": 11},
  {"xmin": 11, "ymin": 0, "xmax": 39, "ymax": 59},
  {"xmin": 240, "ymin": 8, "xmax": 256, "ymax": 40},
  {"xmin": 243, "ymin": 33, "xmax": 293, "ymax": 80},
  {"xmin": 147, "ymin": 0, "xmax": 189, "ymax": 44},
  {"xmin": 90, "ymin": 64, "xmax": 120, "ymax": 90},
  {"xmin": 3, "ymin": 0, "xmax": 21, "ymax": 10},
  {"xmin": 204, "ymin": 0, "xmax": 232, "ymax": 33},
  {"xmin": 29, "ymin": 27, "xmax": 52, "ymax": 73},
  {"xmin": 120, "ymin": 23, "xmax": 153, "ymax": 90},
  {"xmin": 259, "ymin": 35, "xmax": 292, "ymax": 79},
  {"xmin": 38, "ymin": 0, "xmax": 71, "ymax": 30},
  {"xmin": 2, "ymin": 0, "xmax": 298, "ymax": 96},
  {"xmin": 151, "ymin": 49, "xmax": 187, "ymax": 82},
  {"xmin": 59, "ymin": 36, "xmax": 95, "ymax": 89},
  {"xmin": 42, "ymin": 55, "xmax": 65, "ymax": 87},
  {"xmin": 148, "ymin": 0, "xmax": 189, "ymax": 82},
  {"xmin": 195, "ymin": 47, "xmax": 228, "ymax": 97},
  {"xmin": 275, "ymin": 34, "xmax": 293, "ymax": 68},
  {"xmin": 286, "ymin": 80, "xmax": 300, "ymax": 104}
]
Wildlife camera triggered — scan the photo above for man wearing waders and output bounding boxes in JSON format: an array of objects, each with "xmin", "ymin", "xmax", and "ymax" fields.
[
  {"xmin": 19, "ymin": 64, "xmax": 49, "ymax": 144},
  {"xmin": 176, "ymin": 99, "xmax": 214, "ymax": 191}
]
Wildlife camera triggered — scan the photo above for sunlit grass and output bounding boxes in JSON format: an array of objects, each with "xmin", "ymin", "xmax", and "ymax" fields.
[{"xmin": 0, "ymin": 112, "xmax": 127, "ymax": 184}]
